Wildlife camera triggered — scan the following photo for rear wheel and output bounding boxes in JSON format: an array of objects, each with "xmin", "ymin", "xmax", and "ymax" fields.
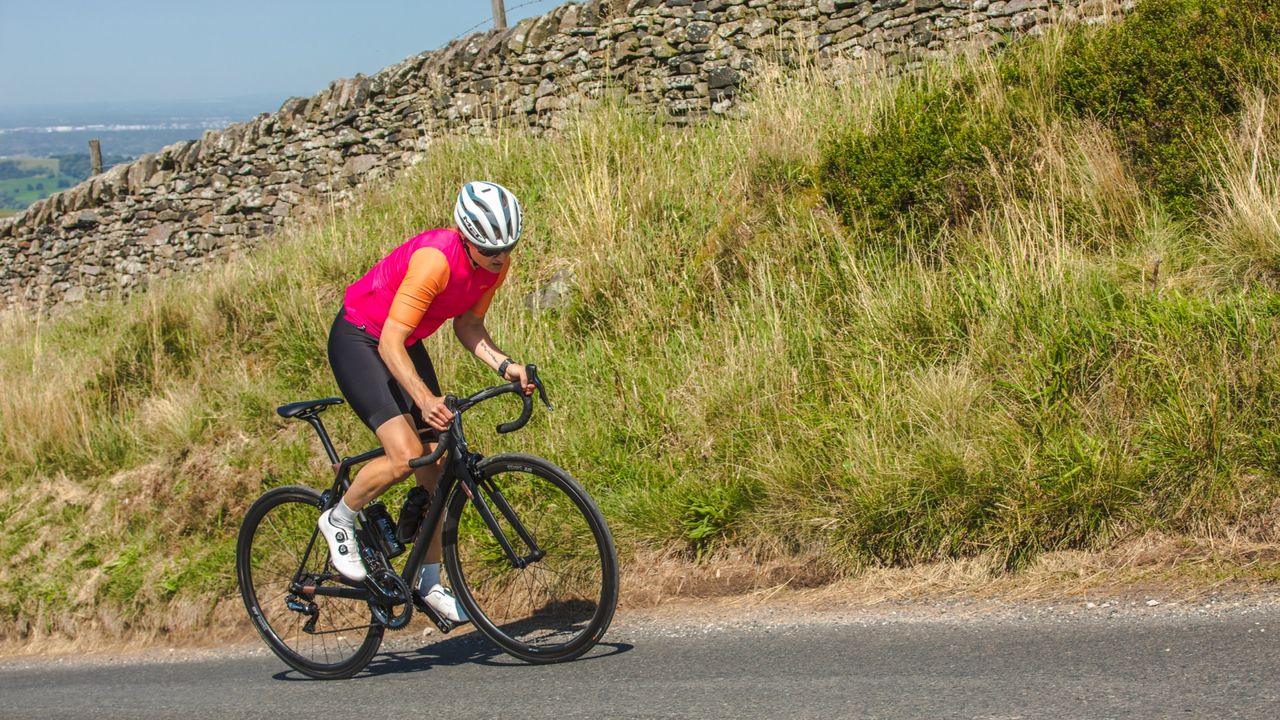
[
  {"xmin": 236, "ymin": 486, "xmax": 382, "ymax": 679},
  {"xmin": 443, "ymin": 454, "xmax": 618, "ymax": 663}
]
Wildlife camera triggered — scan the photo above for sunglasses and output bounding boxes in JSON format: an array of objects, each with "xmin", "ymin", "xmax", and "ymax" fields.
[{"xmin": 470, "ymin": 241, "xmax": 514, "ymax": 258}]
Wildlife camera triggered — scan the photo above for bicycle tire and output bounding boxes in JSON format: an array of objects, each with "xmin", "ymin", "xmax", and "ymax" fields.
[
  {"xmin": 236, "ymin": 485, "xmax": 383, "ymax": 679},
  {"xmin": 442, "ymin": 453, "xmax": 619, "ymax": 664}
]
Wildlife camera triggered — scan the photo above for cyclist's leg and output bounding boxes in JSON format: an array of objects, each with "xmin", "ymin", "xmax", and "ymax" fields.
[
  {"xmin": 393, "ymin": 344, "xmax": 465, "ymax": 620},
  {"xmin": 343, "ymin": 414, "xmax": 424, "ymax": 509},
  {"xmin": 315, "ymin": 413, "xmax": 421, "ymax": 580},
  {"xmin": 408, "ymin": 454, "xmax": 470, "ymax": 623},
  {"xmin": 328, "ymin": 315, "xmax": 437, "ymax": 510}
]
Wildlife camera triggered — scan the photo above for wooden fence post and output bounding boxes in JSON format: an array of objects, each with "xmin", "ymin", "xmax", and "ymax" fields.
[
  {"xmin": 88, "ymin": 139, "xmax": 102, "ymax": 176},
  {"xmin": 492, "ymin": 0, "xmax": 507, "ymax": 30}
]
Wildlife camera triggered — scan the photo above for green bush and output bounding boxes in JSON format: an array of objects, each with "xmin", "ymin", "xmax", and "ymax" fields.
[
  {"xmin": 679, "ymin": 481, "xmax": 757, "ymax": 561},
  {"xmin": 1059, "ymin": 0, "xmax": 1280, "ymax": 217},
  {"xmin": 818, "ymin": 75, "xmax": 1017, "ymax": 245}
]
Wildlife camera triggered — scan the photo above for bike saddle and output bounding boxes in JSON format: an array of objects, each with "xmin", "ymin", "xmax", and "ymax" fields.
[{"xmin": 275, "ymin": 397, "xmax": 345, "ymax": 418}]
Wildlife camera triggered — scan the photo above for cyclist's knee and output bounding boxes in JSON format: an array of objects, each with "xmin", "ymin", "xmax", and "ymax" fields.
[
  {"xmin": 375, "ymin": 417, "xmax": 426, "ymax": 480},
  {"xmin": 383, "ymin": 439, "xmax": 424, "ymax": 480},
  {"xmin": 385, "ymin": 451, "xmax": 420, "ymax": 481}
]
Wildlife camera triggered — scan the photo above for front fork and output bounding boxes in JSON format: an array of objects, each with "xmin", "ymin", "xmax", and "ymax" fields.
[{"xmin": 458, "ymin": 453, "xmax": 546, "ymax": 569}]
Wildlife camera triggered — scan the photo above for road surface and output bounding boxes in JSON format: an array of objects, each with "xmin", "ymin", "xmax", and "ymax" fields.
[{"xmin": 2, "ymin": 603, "xmax": 1276, "ymax": 719}]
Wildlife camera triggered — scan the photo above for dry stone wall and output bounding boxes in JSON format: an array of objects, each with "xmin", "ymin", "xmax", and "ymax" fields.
[{"xmin": 0, "ymin": 0, "xmax": 1122, "ymax": 310}]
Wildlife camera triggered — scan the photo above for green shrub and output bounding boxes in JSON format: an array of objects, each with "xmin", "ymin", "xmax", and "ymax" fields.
[
  {"xmin": 1059, "ymin": 0, "xmax": 1280, "ymax": 217},
  {"xmin": 679, "ymin": 481, "xmax": 757, "ymax": 561},
  {"xmin": 818, "ymin": 75, "xmax": 1017, "ymax": 245}
]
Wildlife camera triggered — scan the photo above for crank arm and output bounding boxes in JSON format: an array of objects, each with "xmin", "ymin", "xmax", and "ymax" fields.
[{"xmin": 412, "ymin": 591, "xmax": 457, "ymax": 634}]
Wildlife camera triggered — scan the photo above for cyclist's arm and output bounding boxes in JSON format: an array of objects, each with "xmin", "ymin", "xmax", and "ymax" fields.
[
  {"xmin": 378, "ymin": 248, "xmax": 453, "ymax": 428},
  {"xmin": 453, "ymin": 314, "xmax": 533, "ymax": 394},
  {"xmin": 379, "ymin": 319, "xmax": 439, "ymax": 410},
  {"xmin": 380, "ymin": 319, "xmax": 455, "ymax": 430},
  {"xmin": 453, "ymin": 266, "xmax": 533, "ymax": 394},
  {"xmin": 386, "ymin": 247, "xmax": 449, "ymax": 331},
  {"xmin": 453, "ymin": 311, "xmax": 513, "ymax": 376},
  {"xmin": 453, "ymin": 262, "xmax": 514, "ymax": 375}
]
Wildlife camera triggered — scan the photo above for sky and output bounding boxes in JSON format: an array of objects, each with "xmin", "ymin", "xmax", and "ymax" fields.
[{"xmin": 0, "ymin": 0, "xmax": 565, "ymax": 109}]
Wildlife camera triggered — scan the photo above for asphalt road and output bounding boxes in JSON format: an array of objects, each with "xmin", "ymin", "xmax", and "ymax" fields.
[{"xmin": 2, "ymin": 608, "xmax": 1277, "ymax": 719}]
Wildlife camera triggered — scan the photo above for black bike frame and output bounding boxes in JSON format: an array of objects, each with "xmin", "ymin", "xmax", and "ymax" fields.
[{"xmin": 285, "ymin": 368, "xmax": 550, "ymax": 628}]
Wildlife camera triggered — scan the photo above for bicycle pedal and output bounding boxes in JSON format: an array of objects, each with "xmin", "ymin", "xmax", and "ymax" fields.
[{"xmin": 412, "ymin": 590, "xmax": 456, "ymax": 634}]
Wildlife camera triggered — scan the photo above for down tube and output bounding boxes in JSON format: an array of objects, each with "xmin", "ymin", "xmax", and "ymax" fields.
[{"xmin": 400, "ymin": 472, "xmax": 457, "ymax": 580}]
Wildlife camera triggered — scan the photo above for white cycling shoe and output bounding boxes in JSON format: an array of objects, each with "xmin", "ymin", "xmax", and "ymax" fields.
[
  {"xmin": 318, "ymin": 508, "xmax": 367, "ymax": 582},
  {"xmin": 420, "ymin": 583, "xmax": 470, "ymax": 624}
]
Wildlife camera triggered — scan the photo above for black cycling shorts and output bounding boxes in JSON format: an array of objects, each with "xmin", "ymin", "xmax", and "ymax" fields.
[{"xmin": 327, "ymin": 309, "xmax": 442, "ymax": 434}]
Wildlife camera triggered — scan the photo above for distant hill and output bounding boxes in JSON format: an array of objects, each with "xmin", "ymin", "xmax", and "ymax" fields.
[
  {"xmin": 0, "ymin": 128, "xmax": 207, "ymax": 159},
  {"xmin": 0, "ymin": 95, "xmax": 291, "ymax": 208},
  {"xmin": 0, "ymin": 155, "xmax": 130, "ymax": 211}
]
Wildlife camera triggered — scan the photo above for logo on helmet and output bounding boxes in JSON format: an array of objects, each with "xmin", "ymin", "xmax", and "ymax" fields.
[{"xmin": 459, "ymin": 216, "xmax": 480, "ymax": 240}]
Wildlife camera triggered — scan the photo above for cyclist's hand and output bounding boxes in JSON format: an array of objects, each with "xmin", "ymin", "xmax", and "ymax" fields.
[
  {"xmin": 504, "ymin": 363, "xmax": 535, "ymax": 396},
  {"xmin": 419, "ymin": 393, "xmax": 455, "ymax": 431}
]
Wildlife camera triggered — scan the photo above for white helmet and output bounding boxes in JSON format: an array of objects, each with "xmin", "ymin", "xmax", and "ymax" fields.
[{"xmin": 454, "ymin": 181, "xmax": 523, "ymax": 251}]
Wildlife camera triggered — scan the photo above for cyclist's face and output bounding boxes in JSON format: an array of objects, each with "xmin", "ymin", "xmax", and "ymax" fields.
[{"xmin": 464, "ymin": 239, "xmax": 512, "ymax": 273}]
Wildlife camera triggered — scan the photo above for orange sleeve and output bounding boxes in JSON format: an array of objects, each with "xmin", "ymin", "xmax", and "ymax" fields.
[
  {"xmin": 469, "ymin": 263, "xmax": 510, "ymax": 318},
  {"xmin": 387, "ymin": 248, "xmax": 451, "ymax": 330}
]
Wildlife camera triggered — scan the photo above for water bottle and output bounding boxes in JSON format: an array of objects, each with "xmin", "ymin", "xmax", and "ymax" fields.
[{"xmin": 362, "ymin": 502, "xmax": 406, "ymax": 559}]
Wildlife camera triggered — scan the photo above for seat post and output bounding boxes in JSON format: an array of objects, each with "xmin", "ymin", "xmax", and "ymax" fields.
[{"xmin": 301, "ymin": 413, "xmax": 341, "ymax": 466}]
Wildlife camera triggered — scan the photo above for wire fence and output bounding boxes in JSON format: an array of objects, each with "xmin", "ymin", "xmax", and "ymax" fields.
[{"xmin": 448, "ymin": 0, "xmax": 569, "ymax": 43}]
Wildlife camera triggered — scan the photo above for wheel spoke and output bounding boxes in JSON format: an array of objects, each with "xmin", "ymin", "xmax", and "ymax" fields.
[
  {"xmin": 446, "ymin": 459, "xmax": 616, "ymax": 663},
  {"xmin": 237, "ymin": 487, "xmax": 381, "ymax": 679}
]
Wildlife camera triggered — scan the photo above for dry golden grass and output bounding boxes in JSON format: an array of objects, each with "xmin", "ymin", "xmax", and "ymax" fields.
[{"xmin": 1205, "ymin": 89, "xmax": 1280, "ymax": 287}]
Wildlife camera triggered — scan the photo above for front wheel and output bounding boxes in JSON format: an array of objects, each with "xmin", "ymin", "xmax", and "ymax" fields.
[
  {"xmin": 236, "ymin": 485, "xmax": 383, "ymax": 679},
  {"xmin": 443, "ymin": 454, "xmax": 619, "ymax": 663}
]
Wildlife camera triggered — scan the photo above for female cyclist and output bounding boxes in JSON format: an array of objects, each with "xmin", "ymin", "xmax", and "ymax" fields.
[{"xmin": 319, "ymin": 181, "xmax": 534, "ymax": 623}]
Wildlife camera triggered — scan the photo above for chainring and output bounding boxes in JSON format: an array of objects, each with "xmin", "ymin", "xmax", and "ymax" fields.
[{"xmin": 366, "ymin": 567, "xmax": 413, "ymax": 630}]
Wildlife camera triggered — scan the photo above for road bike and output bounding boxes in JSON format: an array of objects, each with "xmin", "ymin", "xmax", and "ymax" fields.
[{"xmin": 235, "ymin": 366, "xmax": 619, "ymax": 679}]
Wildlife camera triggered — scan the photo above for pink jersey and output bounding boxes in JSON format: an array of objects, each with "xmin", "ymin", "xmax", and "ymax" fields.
[{"xmin": 342, "ymin": 228, "xmax": 505, "ymax": 346}]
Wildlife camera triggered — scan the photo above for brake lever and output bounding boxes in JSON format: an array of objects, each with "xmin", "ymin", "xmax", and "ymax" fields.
[{"xmin": 527, "ymin": 364, "xmax": 553, "ymax": 411}]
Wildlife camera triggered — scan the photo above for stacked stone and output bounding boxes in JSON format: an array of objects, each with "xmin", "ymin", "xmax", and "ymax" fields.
[
  {"xmin": 0, "ymin": 71, "xmax": 428, "ymax": 305},
  {"xmin": 0, "ymin": 0, "xmax": 1118, "ymax": 311}
]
